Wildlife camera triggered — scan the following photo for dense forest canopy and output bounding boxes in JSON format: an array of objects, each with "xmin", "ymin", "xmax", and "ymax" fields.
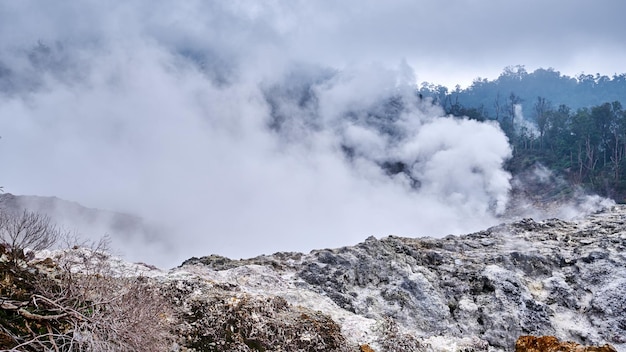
[
  {"xmin": 419, "ymin": 66, "xmax": 626, "ymax": 202},
  {"xmin": 419, "ymin": 65, "xmax": 626, "ymax": 118}
]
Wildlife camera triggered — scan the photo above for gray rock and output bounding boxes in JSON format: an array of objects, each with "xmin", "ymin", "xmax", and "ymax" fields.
[{"xmin": 183, "ymin": 205, "xmax": 626, "ymax": 351}]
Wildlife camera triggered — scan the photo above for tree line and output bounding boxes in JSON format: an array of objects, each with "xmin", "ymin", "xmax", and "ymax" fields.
[
  {"xmin": 419, "ymin": 65, "xmax": 626, "ymax": 119},
  {"xmin": 513, "ymin": 99, "xmax": 626, "ymax": 200},
  {"xmin": 419, "ymin": 66, "xmax": 626, "ymax": 201}
]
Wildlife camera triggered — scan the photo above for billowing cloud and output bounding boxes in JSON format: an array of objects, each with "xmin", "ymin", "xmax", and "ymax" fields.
[{"xmin": 0, "ymin": 1, "xmax": 616, "ymax": 267}]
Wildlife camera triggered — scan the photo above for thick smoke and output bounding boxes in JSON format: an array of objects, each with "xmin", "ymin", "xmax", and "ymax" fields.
[{"xmin": 0, "ymin": 2, "xmax": 517, "ymax": 267}]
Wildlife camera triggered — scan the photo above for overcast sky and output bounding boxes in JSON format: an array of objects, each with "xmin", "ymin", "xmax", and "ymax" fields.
[
  {"xmin": 2, "ymin": 0, "xmax": 625, "ymax": 87},
  {"xmin": 0, "ymin": 1, "xmax": 622, "ymax": 267}
]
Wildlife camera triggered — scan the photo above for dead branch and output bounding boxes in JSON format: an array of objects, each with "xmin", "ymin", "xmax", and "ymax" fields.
[{"xmin": 17, "ymin": 308, "xmax": 67, "ymax": 322}]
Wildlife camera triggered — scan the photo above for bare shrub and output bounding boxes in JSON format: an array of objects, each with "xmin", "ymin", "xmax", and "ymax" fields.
[
  {"xmin": 0, "ymin": 210, "xmax": 62, "ymax": 266},
  {"xmin": 1, "ymin": 231, "xmax": 176, "ymax": 351}
]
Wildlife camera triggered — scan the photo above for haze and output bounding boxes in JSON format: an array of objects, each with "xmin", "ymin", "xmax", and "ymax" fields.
[{"xmin": 0, "ymin": 1, "xmax": 623, "ymax": 267}]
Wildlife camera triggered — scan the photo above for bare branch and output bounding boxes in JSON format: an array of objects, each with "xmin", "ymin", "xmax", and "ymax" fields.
[
  {"xmin": 1, "ymin": 234, "xmax": 176, "ymax": 351},
  {"xmin": 17, "ymin": 308, "xmax": 67, "ymax": 322},
  {"xmin": 0, "ymin": 210, "xmax": 63, "ymax": 266}
]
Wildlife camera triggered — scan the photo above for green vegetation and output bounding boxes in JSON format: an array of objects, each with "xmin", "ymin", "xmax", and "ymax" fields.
[
  {"xmin": 420, "ymin": 65, "xmax": 626, "ymax": 119},
  {"xmin": 420, "ymin": 67, "xmax": 626, "ymax": 201}
]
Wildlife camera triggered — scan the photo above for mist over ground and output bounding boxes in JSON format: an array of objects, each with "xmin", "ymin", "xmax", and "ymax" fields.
[{"xmin": 0, "ymin": 2, "xmax": 617, "ymax": 268}]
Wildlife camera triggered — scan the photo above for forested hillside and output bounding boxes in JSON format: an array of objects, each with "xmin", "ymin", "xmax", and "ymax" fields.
[
  {"xmin": 419, "ymin": 66, "xmax": 626, "ymax": 202},
  {"xmin": 419, "ymin": 66, "xmax": 626, "ymax": 118}
]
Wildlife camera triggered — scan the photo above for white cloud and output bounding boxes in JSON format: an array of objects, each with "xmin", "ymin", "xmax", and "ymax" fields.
[{"xmin": 1, "ymin": 0, "xmax": 619, "ymax": 267}]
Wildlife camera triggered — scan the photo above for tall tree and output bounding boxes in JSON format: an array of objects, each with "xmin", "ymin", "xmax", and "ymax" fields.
[
  {"xmin": 607, "ymin": 102, "xmax": 625, "ymax": 181},
  {"xmin": 534, "ymin": 96, "xmax": 551, "ymax": 148}
]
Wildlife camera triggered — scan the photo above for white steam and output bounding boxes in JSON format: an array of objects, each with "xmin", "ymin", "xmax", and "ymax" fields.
[
  {"xmin": 509, "ymin": 164, "xmax": 615, "ymax": 220},
  {"xmin": 0, "ymin": 2, "xmax": 514, "ymax": 267},
  {"xmin": 513, "ymin": 104, "xmax": 539, "ymax": 138}
]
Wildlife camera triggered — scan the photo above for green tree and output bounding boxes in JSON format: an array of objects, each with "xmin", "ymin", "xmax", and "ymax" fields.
[
  {"xmin": 534, "ymin": 97, "xmax": 551, "ymax": 149},
  {"xmin": 606, "ymin": 102, "xmax": 625, "ymax": 182}
]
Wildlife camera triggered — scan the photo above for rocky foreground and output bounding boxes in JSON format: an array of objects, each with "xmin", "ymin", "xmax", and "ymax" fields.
[
  {"xmin": 169, "ymin": 205, "xmax": 626, "ymax": 351},
  {"xmin": 3, "ymin": 205, "xmax": 626, "ymax": 351}
]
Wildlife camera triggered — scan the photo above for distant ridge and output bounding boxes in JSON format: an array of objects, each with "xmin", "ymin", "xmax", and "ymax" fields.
[{"xmin": 0, "ymin": 193, "xmax": 174, "ymax": 267}]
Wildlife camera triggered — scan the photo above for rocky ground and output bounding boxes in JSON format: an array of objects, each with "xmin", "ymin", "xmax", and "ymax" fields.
[
  {"xmin": 2, "ymin": 204, "xmax": 626, "ymax": 351},
  {"xmin": 172, "ymin": 205, "xmax": 626, "ymax": 351}
]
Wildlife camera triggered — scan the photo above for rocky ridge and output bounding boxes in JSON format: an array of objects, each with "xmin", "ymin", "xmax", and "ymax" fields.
[
  {"xmin": 3, "ymin": 204, "xmax": 626, "ymax": 351},
  {"xmin": 174, "ymin": 205, "xmax": 626, "ymax": 351}
]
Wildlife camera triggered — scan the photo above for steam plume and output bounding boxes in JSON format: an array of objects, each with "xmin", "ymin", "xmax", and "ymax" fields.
[{"xmin": 1, "ymin": 2, "xmax": 517, "ymax": 267}]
